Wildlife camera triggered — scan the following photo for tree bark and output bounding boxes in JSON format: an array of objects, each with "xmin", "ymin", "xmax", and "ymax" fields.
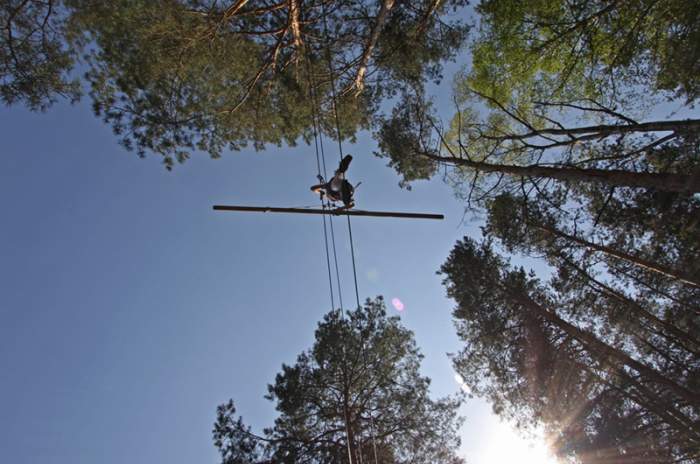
[
  {"xmin": 538, "ymin": 224, "xmax": 700, "ymax": 288},
  {"xmin": 353, "ymin": 0, "xmax": 395, "ymax": 94},
  {"xmin": 491, "ymin": 118, "xmax": 700, "ymax": 142},
  {"xmin": 415, "ymin": 0, "xmax": 442, "ymax": 36},
  {"xmin": 288, "ymin": 0, "xmax": 303, "ymax": 52},
  {"xmin": 513, "ymin": 289, "xmax": 700, "ymax": 407},
  {"xmin": 558, "ymin": 253, "xmax": 700, "ymax": 352},
  {"xmin": 425, "ymin": 153, "xmax": 700, "ymax": 194}
]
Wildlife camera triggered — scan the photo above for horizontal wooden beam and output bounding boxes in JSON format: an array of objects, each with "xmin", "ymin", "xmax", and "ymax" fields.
[{"xmin": 213, "ymin": 205, "xmax": 444, "ymax": 220}]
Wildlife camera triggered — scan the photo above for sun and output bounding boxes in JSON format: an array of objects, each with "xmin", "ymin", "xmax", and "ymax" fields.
[{"xmin": 475, "ymin": 419, "xmax": 559, "ymax": 464}]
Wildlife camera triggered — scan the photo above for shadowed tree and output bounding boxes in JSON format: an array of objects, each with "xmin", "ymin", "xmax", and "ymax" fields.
[
  {"xmin": 485, "ymin": 191, "xmax": 700, "ymax": 288},
  {"xmin": 375, "ymin": 0, "xmax": 700, "ymax": 209},
  {"xmin": 213, "ymin": 298, "xmax": 464, "ymax": 464},
  {"xmin": 440, "ymin": 237, "xmax": 700, "ymax": 463},
  {"xmin": 1, "ymin": 0, "xmax": 79, "ymax": 109},
  {"xmin": 3, "ymin": 0, "xmax": 469, "ymax": 168},
  {"xmin": 375, "ymin": 92, "xmax": 700, "ymax": 207}
]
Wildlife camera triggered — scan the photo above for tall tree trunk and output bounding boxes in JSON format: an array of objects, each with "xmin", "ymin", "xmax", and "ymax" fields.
[
  {"xmin": 610, "ymin": 261, "xmax": 700, "ymax": 313},
  {"xmin": 510, "ymin": 289, "xmax": 700, "ymax": 406},
  {"xmin": 425, "ymin": 153, "xmax": 700, "ymax": 194},
  {"xmin": 342, "ymin": 344, "xmax": 357, "ymax": 464},
  {"xmin": 557, "ymin": 252, "xmax": 700, "ymax": 351},
  {"xmin": 537, "ymin": 224, "xmax": 700, "ymax": 288},
  {"xmin": 495, "ymin": 118, "xmax": 700, "ymax": 142},
  {"xmin": 573, "ymin": 359, "xmax": 700, "ymax": 441}
]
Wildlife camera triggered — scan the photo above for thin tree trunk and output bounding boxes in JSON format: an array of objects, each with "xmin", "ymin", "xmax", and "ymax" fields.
[
  {"xmin": 618, "ymin": 372, "xmax": 700, "ymax": 440},
  {"xmin": 538, "ymin": 224, "xmax": 700, "ymax": 288},
  {"xmin": 512, "ymin": 290, "xmax": 700, "ymax": 406},
  {"xmin": 425, "ymin": 153, "xmax": 700, "ymax": 194},
  {"xmin": 288, "ymin": 0, "xmax": 303, "ymax": 52},
  {"xmin": 342, "ymin": 341, "xmax": 357, "ymax": 464},
  {"xmin": 353, "ymin": 0, "xmax": 395, "ymax": 94},
  {"xmin": 223, "ymin": 0, "xmax": 249, "ymax": 19},
  {"xmin": 558, "ymin": 252, "xmax": 700, "ymax": 351},
  {"xmin": 343, "ymin": 394, "xmax": 356, "ymax": 463},
  {"xmin": 492, "ymin": 118, "xmax": 700, "ymax": 142},
  {"xmin": 574, "ymin": 359, "xmax": 700, "ymax": 440},
  {"xmin": 610, "ymin": 261, "xmax": 700, "ymax": 313},
  {"xmin": 414, "ymin": 0, "xmax": 442, "ymax": 36}
]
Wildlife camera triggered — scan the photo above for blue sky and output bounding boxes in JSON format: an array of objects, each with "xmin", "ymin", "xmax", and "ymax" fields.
[
  {"xmin": 6, "ymin": 1, "xmax": 700, "ymax": 460},
  {"xmin": 0, "ymin": 44, "xmax": 567, "ymax": 462},
  {"xmin": 0, "ymin": 96, "xmax": 484, "ymax": 463}
]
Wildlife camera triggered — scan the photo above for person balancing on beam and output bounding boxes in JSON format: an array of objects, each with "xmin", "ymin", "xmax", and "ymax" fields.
[{"xmin": 310, "ymin": 155, "xmax": 356, "ymax": 209}]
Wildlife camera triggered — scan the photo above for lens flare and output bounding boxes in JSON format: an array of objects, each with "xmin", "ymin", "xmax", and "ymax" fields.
[{"xmin": 391, "ymin": 298, "xmax": 405, "ymax": 312}]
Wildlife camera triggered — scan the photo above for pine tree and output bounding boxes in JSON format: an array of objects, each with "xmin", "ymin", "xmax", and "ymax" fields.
[
  {"xmin": 1, "ymin": 0, "xmax": 79, "ymax": 109},
  {"xmin": 440, "ymin": 238, "xmax": 700, "ymax": 463},
  {"xmin": 3, "ymin": 0, "xmax": 469, "ymax": 168},
  {"xmin": 213, "ymin": 298, "xmax": 464, "ymax": 464}
]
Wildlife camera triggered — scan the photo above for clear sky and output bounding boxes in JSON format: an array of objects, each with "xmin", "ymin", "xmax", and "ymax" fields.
[{"xmin": 0, "ymin": 65, "xmax": 556, "ymax": 463}]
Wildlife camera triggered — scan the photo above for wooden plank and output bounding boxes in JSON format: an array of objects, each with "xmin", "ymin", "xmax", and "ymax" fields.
[{"xmin": 213, "ymin": 205, "xmax": 444, "ymax": 220}]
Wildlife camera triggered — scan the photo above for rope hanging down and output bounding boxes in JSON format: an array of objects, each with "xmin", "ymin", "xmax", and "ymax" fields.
[
  {"xmin": 321, "ymin": 11, "xmax": 362, "ymax": 312},
  {"xmin": 304, "ymin": 42, "xmax": 344, "ymax": 313},
  {"xmin": 306, "ymin": 11, "xmax": 376, "ymax": 462},
  {"xmin": 212, "ymin": 7, "xmax": 445, "ymax": 459},
  {"xmin": 323, "ymin": 8, "xmax": 376, "ymax": 464}
]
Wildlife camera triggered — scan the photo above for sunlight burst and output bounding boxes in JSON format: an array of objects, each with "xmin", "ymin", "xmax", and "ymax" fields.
[{"xmin": 476, "ymin": 420, "xmax": 557, "ymax": 464}]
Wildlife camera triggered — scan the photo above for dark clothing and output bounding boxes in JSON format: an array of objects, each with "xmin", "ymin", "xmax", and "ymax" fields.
[{"xmin": 310, "ymin": 155, "xmax": 355, "ymax": 208}]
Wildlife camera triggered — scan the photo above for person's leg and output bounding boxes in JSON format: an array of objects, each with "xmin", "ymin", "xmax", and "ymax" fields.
[{"xmin": 337, "ymin": 155, "xmax": 352, "ymax": 174}]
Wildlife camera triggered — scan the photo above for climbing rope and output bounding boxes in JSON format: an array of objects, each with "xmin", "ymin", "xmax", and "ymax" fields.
[
  {"xmin": 304, "ymin": 42, "xmax": 345, "ymax": 313},
  {"xmin": 320, "ymin": 10, "xmax": 362, "ymax": 312},
  {"xmin": 320, "ymin": 7, "xmax": 379, "ymax": 464}
]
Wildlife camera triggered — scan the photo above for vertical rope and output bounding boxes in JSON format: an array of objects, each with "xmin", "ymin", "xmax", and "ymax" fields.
[
  {"xmin": 305, "ymin": 42, "xmax": 345, "ymax": 316},
  {"xmin": 319, "ymin": 7, "xmax": 377, "ymax": 464},
  {"xmin": 305, "ymin": 43, "xmax": 336, "ymax": 313},
  {"xmin": 346, "ymin": 216, "xmax": 361, "ymax": 310},
  {"xmin": 321, "ymin": 7, "xmax": 361, "ymax": 311},
  {"xmin": 306, "ymin": 37, "xmax": 352, "ymax": 463},
  {"xmin": 320, "ymin": 206, "xmax": 336, "ymax": 310},
  {"xmin": 328, "ymin": 211, "xmax": 345, "ymax": 311}
]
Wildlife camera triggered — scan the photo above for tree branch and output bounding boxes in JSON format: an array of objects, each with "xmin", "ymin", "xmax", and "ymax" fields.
[{"xmin": 352, "ymin": 0, "xmax": 395, "ymax": 95}]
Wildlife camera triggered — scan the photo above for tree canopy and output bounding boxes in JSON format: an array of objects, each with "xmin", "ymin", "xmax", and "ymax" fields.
[
  {"xmin": 375, "ymin": 0, "xmax": 700, "ymax": 210},
  {"xmin": 213, "ymin": 298, "xmax": 464, "ymax": 464},
  {"xmin": 3, "ymin": 0, "xmax": 468, "ymax": 167},
  {"xmin": 1, "ymin": 0, "xmax": 79, "ymax": 109},
  {"xmin": 406, "ymin": 6, "xmax": 700, "ymax": 458},
  {"xmin": 441, "ymin": 237, "xmax": 700, "ymax": 463},
  {"xmin": 466, "ymin": 0, "xmax": 700, "ymax": 107}
]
